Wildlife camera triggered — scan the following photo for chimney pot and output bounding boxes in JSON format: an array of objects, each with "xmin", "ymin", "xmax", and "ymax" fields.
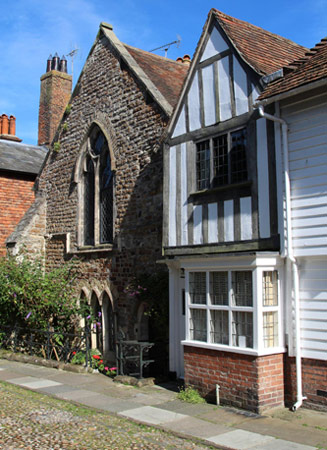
[
  {"xmin": 46, "ymin": 54, "xmax": 53, "ymax": 72},
  {"xmin": 9, "ymin": 115, "xmax": 16, "ymax": 136},
  {"xmin": 1, "ymin": 114, "xmax": 9, "ymax": 134},
  {"xmin": 60, "ymin": 55, "xmax": 67, "ymax": 73},
  {"xmin": 176, "ymin": 57, "xmax": 183, "ymax": 63},
  {"xmin": 182, "ymin": 54, "xmax": 191, "ymax": 65},
  {"xmin": 52, "ymin": 53, "xmax": 60, "ymax": 71}
]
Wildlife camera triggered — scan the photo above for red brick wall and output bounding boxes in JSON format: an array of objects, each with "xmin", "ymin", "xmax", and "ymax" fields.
[
  {"xmin": 184, "ymin": 346, "xmax": 284, "ymax": 413},
  {"xmin": 0, "ymin": 172, "xmax": 35, "ymax": 255},
  {"xmin": 284, "ymin": 355, "xmax": 327, "ymax": 410}
]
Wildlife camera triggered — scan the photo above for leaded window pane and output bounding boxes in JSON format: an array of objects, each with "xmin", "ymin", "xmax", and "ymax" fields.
[
  {"xmin": 196, "ymin": 140, "xmax": 210, "ymax": 190},
  {"xmin": 100, "ymin": 147, "xmax": 113, "ymax": 244},
  {"xmin": 190, "ymin": 309, "xmax": 206, "ymax": 341},
  {"xmin": 232, "ymin": 311, "xmax": 253, "ymax": 348},
  {"xmin": 213, "ymin": 134, "xmax": 228, "ymax": 186},
  {"xmin": 210, "ymin": 272, "xmax": 228, "ymax": 305},
  {"xmin": 84, "ymin": 156, "xmax": 95, "ymax": 245},
  {"xmin": 263, "ymin": 271, "xmax": 278, "ymax": 306},
  {"xmin": 263, "ymin": 312, "xmax": 278, "ymax": 348},
  {"xmin": 189, "ymin": 272, "xmax": 206, "ymax": 304},
  {"xmin": 232, "ymin": 271, "xmax": 252, "ymax": 306},
  {"xmin": 210, "ymin": 310, "xmax": 228, "ymax": 344},
  {"xmin": 230, "ymin": 128, "xmax": 247, "ymax": 184}
]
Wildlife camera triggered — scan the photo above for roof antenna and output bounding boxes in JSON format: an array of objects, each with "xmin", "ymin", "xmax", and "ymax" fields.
[
  {"xmin": 149, "ymin": 35, "xmax": 181, "ymax": 57},
  {"xmin": 66, "ymin": 48, "xmax": 79, "ymax": 83}
]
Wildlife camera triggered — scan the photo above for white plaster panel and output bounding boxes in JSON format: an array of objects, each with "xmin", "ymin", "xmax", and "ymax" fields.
[
  {"xmin": 208, "ymin": 203, "xmax": 218, "ymax": 243},
  {"xmin": 240, "ymin": 197, "xmax": 252, "ymax": 240},
  {"xmin": 256, "ymin": 118, "xmax": 271, "ymax": 238},
  {"xmin": 200, "ymin": 26, "xmax": 229, "ymax": 62},
  {"xmin": 181, "ymin": 143, "xmax": 188, "ymax": 246},
  {"xmin": 233, "ymin": 56, "xmax": 249, "ymax": 116},
  {"xmin": 202, "ymin": 64, "xmax": 216, "ymax": 127},
  {"xmin": 188, "ymin": 71, "xmax": 201, "ymax": 131},
  {"xmin": 172, "ymin": 105, "xmax": 186, "ymax": 138},
  {"xmin": 193, "ymin": 205, "xmax": 203, "ymax": 245},
  {"xmin": 169, "ymin": 146, "xmax": 177, "ymax": 246},
  {"xmin": 251, "ymin": 83, "xmax": 260, "ymax": 103},
  {"xmin": 224, "ymin": 200, "xmax": 234, "ymax": 242},
  {"xmin": 218, "ymin": 57, "xmax": 232, "ymax": 121}
]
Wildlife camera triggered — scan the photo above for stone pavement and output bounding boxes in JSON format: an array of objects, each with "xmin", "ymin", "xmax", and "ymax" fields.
[{"xmin": 0, "ymin": 359, "xmax": 326, "ymax": 450}]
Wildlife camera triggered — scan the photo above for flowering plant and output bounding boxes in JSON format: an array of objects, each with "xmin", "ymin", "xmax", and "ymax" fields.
[{"xmin": 105, "ymin": 366, "xmax": 117, "ymax": 378}]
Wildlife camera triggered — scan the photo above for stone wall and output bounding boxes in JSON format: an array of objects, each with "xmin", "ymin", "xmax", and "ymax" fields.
[{"xmin": 37, "ymin": 34, "xmax": 168, "ymax": 338}]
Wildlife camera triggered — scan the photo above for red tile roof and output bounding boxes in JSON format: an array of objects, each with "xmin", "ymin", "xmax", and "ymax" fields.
[
  {"xmin": 124, "ymin": 44, "xmax": 189, "ymax": 108},
  {"xmin": 259, "ymin": 38, "xmax": 327, "ymax": 100},
  {"xmin": 212, "ymin": 9, "xmax": 307, "ymax": 75}
]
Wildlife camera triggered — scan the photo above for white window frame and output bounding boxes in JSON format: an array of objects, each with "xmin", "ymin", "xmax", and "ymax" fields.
[{"xmin": 183, "ymin": 256, "xmax": 285, "ymax": 356}]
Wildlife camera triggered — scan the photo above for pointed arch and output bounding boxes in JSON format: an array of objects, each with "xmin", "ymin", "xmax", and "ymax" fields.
[{"xmin": 75, "ymin": 121, "xmax": 116, "ymax": 247}]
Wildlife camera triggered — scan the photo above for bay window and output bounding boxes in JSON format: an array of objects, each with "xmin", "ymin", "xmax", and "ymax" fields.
[{"xmin": 185, "ymin": 268, "xmax": 281, "ymax": 353}]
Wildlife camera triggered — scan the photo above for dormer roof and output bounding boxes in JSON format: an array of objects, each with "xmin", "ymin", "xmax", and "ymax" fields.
[{"xmin": 259, "ymin": 38, "xmax": 327, "ymax": 100}]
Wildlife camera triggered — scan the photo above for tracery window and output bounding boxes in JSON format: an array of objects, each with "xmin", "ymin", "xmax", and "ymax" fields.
[{"xmin": 83, "ymin": 126, "xmax": 114, "ymax": 246}]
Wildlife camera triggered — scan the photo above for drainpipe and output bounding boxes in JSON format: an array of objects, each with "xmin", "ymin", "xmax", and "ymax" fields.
[{"xmin": 258, "ymin": 105, "xmax": 305, "ymax": 411}]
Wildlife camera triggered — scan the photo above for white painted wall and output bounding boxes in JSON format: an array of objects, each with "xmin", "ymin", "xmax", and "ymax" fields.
[
  {"xmin": 200, "ymin": 25, "xmax": 229, "ymax": 62},
  {"xmin": 281, "ymin": 92, "xmax": 327, "ymax": 257},
  {"xmin": 218, "ymin": 57, "xmax": 232, "ymax": 121},
  {"xmin": 298, "ymin": 257, "xmax": 327, "ymax": 361}
]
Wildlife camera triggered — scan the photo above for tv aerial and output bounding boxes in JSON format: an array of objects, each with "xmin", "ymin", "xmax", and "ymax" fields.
[
  {"xmin": 150, "ymin": 35, "xmax": 181, "ymax": 58},
  {"xmin": 66, "ymin": 48, "xmax": 79, "ymax": 83}
]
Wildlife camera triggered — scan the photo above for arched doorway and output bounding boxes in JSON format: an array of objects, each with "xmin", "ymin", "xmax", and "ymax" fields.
[
  {"xmin": 102, "ymin": 292, "xmax": 115, "ymax": 360},
  {"xmin": 91, "ymin": 292, "xmax": 103, "ymax": 353}
]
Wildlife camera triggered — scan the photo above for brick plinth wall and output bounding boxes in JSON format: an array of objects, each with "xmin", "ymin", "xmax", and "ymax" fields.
[
  {"xmin": 284, "ymin": 355, "xmax": 327, "ymax": 410},
  {"xmin": 0, "ymin": 172, "xmax": 35, "ymax": 255},
  {"xmin": 184, "ymin": 346, "xmax": 284, "ymax": 413}
]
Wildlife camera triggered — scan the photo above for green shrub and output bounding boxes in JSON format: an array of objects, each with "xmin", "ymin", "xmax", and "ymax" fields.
[
  {"xmin": 177, "ymin": 386, "xmax": 205, "ymax": 404},
  {"xmin": 0, "ymin": 252, "xmax": 79, "ymax": 332}
]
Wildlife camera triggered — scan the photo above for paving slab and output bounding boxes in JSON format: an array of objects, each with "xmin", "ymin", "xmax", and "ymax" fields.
[
  {"xmin": 38, "ymin": 383, "xmax": 80, "ymax": 395},
  {"xmin": 162, "ymin": 415, "xmax": 231, "ymax": 438},
  {"xmin": 249, "ymin": 439, "xmax": 316, "ymax": 450},
  {"xmin": 239, "ymin": 415, "xmax": 327, "ymax": 448},
  {"xmin": 120, "ymin": 405, "xmax": 188, "ymax": 425},
  {"xmin": 80, "ymin": 395, "xmax": 140, "ymax": 413},
  {"xmin": 55, "ymin": 388, "xmax": 103, "ymax": 401},
  {"xmin": 155, "ymin": 399, "xmax": 214, "ymax": 416},
  {"xmin": 8, "ymin": 376, "xmax": 40, "ymax": 385},
  {"xmin": 207, "ymin": 429, "xmax": 275, "ymax": 449},
  {"xmin": 15, "ymin": 378, "xmax": 62, "ymax": 389}
]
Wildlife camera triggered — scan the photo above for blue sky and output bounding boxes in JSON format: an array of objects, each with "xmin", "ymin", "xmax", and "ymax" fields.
[{"xmin": 0, "ymin": 0, "xmax": 326, "ymax": 145}]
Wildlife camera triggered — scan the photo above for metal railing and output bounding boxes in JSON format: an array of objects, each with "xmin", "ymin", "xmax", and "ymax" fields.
[{"xmin": 0, "ymin": 324, "xmax": 92, "ymax": 367}]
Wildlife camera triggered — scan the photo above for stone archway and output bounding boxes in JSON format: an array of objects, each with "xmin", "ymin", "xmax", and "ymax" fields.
[
  {"xmin": 102, "ymin": 292, "xmax": 115, "ymax": 361},
  {"xmin": 91, "ymin": 291, "xmax": 103, "ymax": 353}
]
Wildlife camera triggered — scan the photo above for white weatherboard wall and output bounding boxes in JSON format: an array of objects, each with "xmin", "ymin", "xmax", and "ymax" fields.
[
  {"xmin": 282, "ymin": 92, "xmax": 327, "ymax": 257},
  {"xmin": 279, "ymin": 91, "xmax": 327, "ymax": 361},
  {"xmin": 298, "ymin": 257, "xmax": 327, "ymax": 360}
]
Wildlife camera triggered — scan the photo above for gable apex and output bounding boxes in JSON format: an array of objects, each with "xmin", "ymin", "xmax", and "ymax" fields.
[{"xmin": 200, "ymin": 25, "xmax": 229, "ymax": 62}]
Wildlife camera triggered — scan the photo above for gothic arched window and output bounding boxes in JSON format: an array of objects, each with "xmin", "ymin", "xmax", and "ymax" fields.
[{"xmin": 83, "ymin": 125, "xmax": 114, "ymax": 246}]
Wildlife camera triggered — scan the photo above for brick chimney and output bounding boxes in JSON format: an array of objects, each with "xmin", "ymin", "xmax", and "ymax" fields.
[
  {"xmin": 0, "ymin": 114, "xmax": 22, "ymax": 142},
  {"xmin": 38, "ymin": 53, "xmax": 72, "ymax": 146}
]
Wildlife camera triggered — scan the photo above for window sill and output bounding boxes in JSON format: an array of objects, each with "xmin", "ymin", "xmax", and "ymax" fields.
[
  {"xmin": 74, "ymin": 244, "xmax": 114, "ymax": 254},
  {"xmin": 182, "ymin": 340, "xmax": 286, "ymax": 357},
  {"xmin": 191, "ymin": 180, "xmax": 252, "ymax": 197}
]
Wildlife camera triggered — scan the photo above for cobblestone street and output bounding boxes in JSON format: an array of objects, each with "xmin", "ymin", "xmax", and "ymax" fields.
[{"xmin": 0, "ymin": 382, "xmax": 213, "ymax": 450}]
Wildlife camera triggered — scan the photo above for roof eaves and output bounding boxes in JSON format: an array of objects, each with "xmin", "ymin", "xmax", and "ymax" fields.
[{"xmin": 100, "ymin": 23, "xmax": 173, "ymax": 116}]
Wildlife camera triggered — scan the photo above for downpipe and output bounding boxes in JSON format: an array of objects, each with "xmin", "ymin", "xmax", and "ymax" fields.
[{"xmin": 258, "ymin": 106, "xmax": 306, "ymax": 411}]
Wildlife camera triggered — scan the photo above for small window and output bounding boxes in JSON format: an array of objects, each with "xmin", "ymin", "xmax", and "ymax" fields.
[
  {"xmin": 196, "ymin": 128, "xmax": 247, "ymax": 190},
  {"xmin": 262, "ymin": 271, "xmax": 279, "ymax": 348}
]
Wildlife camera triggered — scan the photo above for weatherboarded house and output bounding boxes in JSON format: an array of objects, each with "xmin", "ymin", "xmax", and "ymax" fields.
[
  {"xmin": 11, "ymin": 22, "xmax": 188, "ymax": 361},
  {"xmin": 162, "ymin": 9, "xmax": 326, "ymax": 413}
]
